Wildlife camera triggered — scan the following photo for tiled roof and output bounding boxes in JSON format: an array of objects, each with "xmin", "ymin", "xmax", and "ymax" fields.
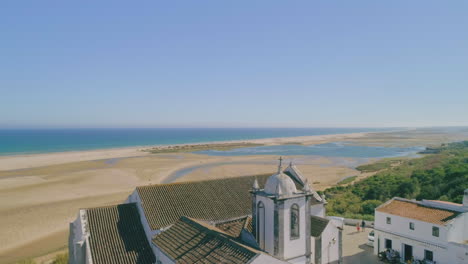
[
  {"xmin": 215, "ymin": 216, "xmax": 252, "ymax": 238},
  {"xmin": 153, "ymin": 216, "xmax": 259, "ymax": 264},
  {"xmin": 86, "ymin": 203, "xmax": 156, "ymax": 264},
  {"xmin": 310, "ymin": 215, "xmax": 330, "ymax": 237},
  {"xmin": 137, "ymin": 174, "xmax": 270, "ymax": 230},
  {"xmin": 376, "ymin": 199, "xmax": 459, "ymax": 225},
  {"xmin": 284, "ymin": 165, "xmax": 323, "ymax": 202}
]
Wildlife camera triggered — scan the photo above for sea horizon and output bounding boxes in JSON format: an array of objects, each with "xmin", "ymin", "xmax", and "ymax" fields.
[{"xmin": 0, "ymin": 127, "xmax": 396, "ymax": 156}]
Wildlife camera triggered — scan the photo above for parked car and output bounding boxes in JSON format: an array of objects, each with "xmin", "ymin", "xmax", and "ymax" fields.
[{"xmin": 367, "ymin": 230, "xmax": 374, "ymax": 247}]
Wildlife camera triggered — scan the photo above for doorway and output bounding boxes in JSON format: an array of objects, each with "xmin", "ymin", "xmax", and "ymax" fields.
[{"xmin": 404, "ymin": 244, "xmax": 413, "ymax": 262}]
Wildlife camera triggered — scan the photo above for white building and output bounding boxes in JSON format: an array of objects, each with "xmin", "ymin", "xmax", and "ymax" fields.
[
  {"xmin": 373, "ymin": 190, "xmax": 468, "ymax": 264},
  {"xmin": 69, "ymin": 158, "xmax": 343, "ymax": 264}
]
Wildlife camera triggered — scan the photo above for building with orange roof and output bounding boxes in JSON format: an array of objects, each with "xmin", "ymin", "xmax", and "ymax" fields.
[{"xmin": 373, "ymin": 190, "xmax": 468, "ymax": 264}]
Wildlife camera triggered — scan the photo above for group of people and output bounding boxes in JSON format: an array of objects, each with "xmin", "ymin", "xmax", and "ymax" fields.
[{"xmin": 356, "ymin": 220, "xmax": 366, "ymax": 232}]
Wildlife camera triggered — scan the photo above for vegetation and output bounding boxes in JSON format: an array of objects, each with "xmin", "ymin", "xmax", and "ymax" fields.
[
  {"xmin": 16, "ymin": 260, "xmax": 36, "ymax": 264},
  {"xmin": 144, "ymin": 142, "xmax": 264, "ymax": 153},
  {"xmin": 16, "ymin": 253, "xmax": 68, "ymax": 264},
  {"xmin": 355, "ymin": 158, "xmax": 405, "ymax": 172},
  {"xmin": 325, "ymin": 141, "xmax": 468, "ymax": 220},
  {"xmin": 337, "ymin": 176, "xmax": 357, "ymax": 185},
  {"xmin": 51, "ymin": 253, "xmax": 68, "ymax": 264}
]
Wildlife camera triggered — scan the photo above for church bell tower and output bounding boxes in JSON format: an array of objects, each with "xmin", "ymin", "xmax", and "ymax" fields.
[{"xmin": 251, "ymin": 157, "xmax": 314, "ymax": 263}]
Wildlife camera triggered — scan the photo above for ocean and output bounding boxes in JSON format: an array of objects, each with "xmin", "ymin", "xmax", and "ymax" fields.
[{"xmin": 0, "ymin": 128, "xmax": 390, "ymax": 156}]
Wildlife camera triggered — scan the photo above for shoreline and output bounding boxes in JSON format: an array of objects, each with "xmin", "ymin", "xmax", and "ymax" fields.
[
  {"xmin": 0, "ymin": 131, "xmax": 370, "ymax": 171},
  {"xmin": 2, "ymin": 128, "xmax": 468, "ymax": 263}
]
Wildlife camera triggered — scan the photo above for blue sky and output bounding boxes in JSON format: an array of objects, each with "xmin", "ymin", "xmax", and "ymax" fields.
[{"xmin": 1, "ymin": 1, "xmax": 467, "ymax": 128}]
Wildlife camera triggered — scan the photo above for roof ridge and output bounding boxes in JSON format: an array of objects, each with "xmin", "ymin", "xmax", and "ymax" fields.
[
  {"xmin": 392, "ymin": 197, "xmax": 459, "ymax": 213},
  {"xmin": 137, "ymin": 174, "xmax": 271, "ymax": 190},
  {"xmin": 212, "ymin": 215, "xmax": 251, "ymax": 224},
  {"xmin": 310, "ymin": 215, "xmax": 330, "ymax": 222},
  {"xmin": 82, "ymin": 202, "xmax": 136, "ymax": 211}
]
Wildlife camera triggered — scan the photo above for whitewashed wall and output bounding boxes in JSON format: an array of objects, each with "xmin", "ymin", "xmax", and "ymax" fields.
[
  {"xmin": 374, "ymin": 211, "xmax": 450, "ymax": 263},
  {"xmin": 447, "ymin": 242, "xmax": 468, "ymax": 264},
  {"xmin": 251, "ymin": 254, "xmax": 290, "ymax": 264},
  {"xmin": 282, "ymin": 196, "xmax": 307, "ymax": 260},
  {"xmin": 68, "ymin": 210, "xmax": 94, "ymax": 264},
  {"xmin": 310, "ymin": 203, "xmax": 325, "ymax": 217},
  {"xmin": 256, "ymin": 195, "xmax": 275, "ymax": 254},
  {"xmin": 320, "ymin": 221, "xmax": 340, "ymax": 264},
  {"xmin": 375, "ymin": 211, "xmax": 448, "ymax": 248},
  {"xmin": 152, "ymin": 244, "xmax": 174, "ymax": 264}
]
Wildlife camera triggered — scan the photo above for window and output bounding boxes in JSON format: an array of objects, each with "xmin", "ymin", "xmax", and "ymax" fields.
[
  {"xmin": 385, "ymin": 239, "xmax": 392, "ymax": 249},
  {"xmin": 424, "ymin": 250, "xmax": 433, "ymax": 261},
  {"xmin": 386, "ymin": 217, "xmax": 391, "ymax": 224},
  {"xmin": 290, "ymin": 204, "xmax": 300, "ymax": 239},
  {"xmin": 432, "ymin": 226, "xmax": 439, "ymax": 237},
  {"xmin": 409, "ymin": 222, "xmax": 415, "ymax": 230}
]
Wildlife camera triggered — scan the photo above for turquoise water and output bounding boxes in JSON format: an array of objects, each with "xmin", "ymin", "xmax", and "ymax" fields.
[
  {"xmin": 0, "ymin": 128, "xmax": 391, "ymax": 155},
  {"xmin": 195, "ymin": 142, "xmax": 424, "ymax": 158}
]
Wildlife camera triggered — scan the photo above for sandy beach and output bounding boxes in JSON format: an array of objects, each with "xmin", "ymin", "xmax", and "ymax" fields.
[
  {"xmin": 0, "ymin": 131, "xmax": 368, "ymax": 172},
  {"xmin": 1, "ymin": 129, "xmax": 468, "ymax": 263}
]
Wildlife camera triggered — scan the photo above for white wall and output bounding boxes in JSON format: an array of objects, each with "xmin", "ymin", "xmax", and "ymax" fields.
[
  {"xmin": 320, "ymin": 222, "xmax": 340, "ymax": 264},
  {"xmin": 375, "ymin": 211, "xmax": 448, "ymax": 247},
  {"xmin": 256, "ymin": 195, "xmax": 275, "ymax": 254},
  {"xmin": 286, "ymin": 255, "xmax": 307, "ymax": 264},
  {"xmin": 152, "ymin": 244, "xmax": 175, "ymax": 264},
  {"xmin": 447, "ymin": 242, "xmax": 468, "ymax": 264},
  {"xmin": 310, "ymin": 203, "xmax": 325, "ymax": 218},
  {"xmin": 374, "ymin": 230, "xmax": 449, "ymax": 263},
  {"xmin": 447, "ymin": 213, "xmax": 468, "ymax": 243},
  {"xmin": 374, "ymin": 211, "xmax": 452, "ymax": 263},
  {"xmin": 282, "ymin": 196, "xmax": 307, "ymax": 260},
  {"xmin": 250, "ymin": 254, "xmax": 289, "ymax": 264},
  {"xmin": 68, "ymin": 210, "xmax": 94, "ymax": 264}
]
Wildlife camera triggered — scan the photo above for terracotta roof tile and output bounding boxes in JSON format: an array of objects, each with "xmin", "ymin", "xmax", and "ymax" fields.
[
  {"xmin": 376, "ymin": 199, "xmax": 459, "ymax": 225},
  {"xmin": 86, "ymin": 203, "xmax": 156, "ymax": 264},
  {"xmin": 153, "ymin": 217, "xmax": 259, "ymax": 264}
]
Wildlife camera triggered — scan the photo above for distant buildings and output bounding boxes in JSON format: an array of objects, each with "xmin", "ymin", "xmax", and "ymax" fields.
[
  {"xmin": 374, "ymin": 190, "xmax": 468, "ymax": 264},
  {"xmin": 68, "ymin": 158, "xmax": 343, "ymax": 264}
]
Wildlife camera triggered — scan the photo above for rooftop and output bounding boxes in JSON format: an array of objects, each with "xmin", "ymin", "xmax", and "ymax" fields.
[
  {"xmin": 376, "ymin": 198, "xmax": 460, "ymax": 225},
  {"xmin": 152, "ymin": 216, "xmax": 259, "ymax": 264},
  {"xmin": 214, "ymin": 216, "xmax": 253, "ymax": 238},
  {"xmin": 137, "ymin": 174, "xmax": 270, "ymax": 230},
  {"xmin": 310, "ymin": 215, "xmax": 330, "ymax": 237},
  {"xmin": 85, "ymin": 203, "xmax": 156, "ymax": 264}
]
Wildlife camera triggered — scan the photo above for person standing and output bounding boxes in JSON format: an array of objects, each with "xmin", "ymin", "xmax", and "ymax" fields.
[
  {"xmin": 361, "ymin": 220, "xmax": 366, "ymax": 232},
  {"xmin": 356, "ymin": 222, "xmax": 360, "ymax": 232}
]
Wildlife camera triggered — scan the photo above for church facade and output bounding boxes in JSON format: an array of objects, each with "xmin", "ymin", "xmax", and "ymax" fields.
[{"xmin": 69, "ymin": 158, "xmax": 343, "ymax": 264}]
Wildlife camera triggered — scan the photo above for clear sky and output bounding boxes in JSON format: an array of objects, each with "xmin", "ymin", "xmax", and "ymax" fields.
[{"xmin": 1, "ymin": 1, "xmax": 467, "ymax": 128}]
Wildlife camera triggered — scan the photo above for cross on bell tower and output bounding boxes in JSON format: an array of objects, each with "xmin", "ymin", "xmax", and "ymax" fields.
[{"xmin": 277, "ymin": 156, "xmax": 283, "ymax": 173}]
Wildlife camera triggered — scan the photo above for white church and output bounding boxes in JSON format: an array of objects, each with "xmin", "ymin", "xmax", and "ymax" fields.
[{"xmin": 69, "ymin": 158, "xmax": 343, "ymax": 264}]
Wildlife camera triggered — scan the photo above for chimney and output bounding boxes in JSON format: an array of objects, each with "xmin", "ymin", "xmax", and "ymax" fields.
[{"xmin": 464, "ymin": 189, "xmax": 468, "ymax": 207}]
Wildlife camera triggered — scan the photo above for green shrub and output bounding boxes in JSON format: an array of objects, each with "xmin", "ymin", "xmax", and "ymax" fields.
[{"xmin": 325, "ymin": 141, "xmax": 468, "ymax": 220}]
